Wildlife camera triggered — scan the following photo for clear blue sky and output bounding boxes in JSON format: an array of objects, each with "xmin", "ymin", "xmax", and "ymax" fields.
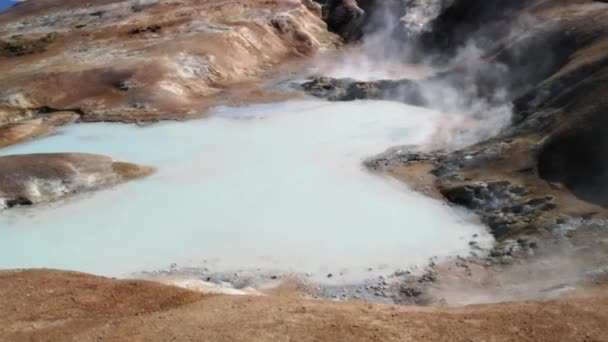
[{"xmin": 0, "ymin": 0, "xmax": 15, "ymax": 12}]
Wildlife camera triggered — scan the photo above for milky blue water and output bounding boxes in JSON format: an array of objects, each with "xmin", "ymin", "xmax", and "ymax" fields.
[{"xmin": 0, "ymin": 100, "xmax": 491, "ymax": 281}]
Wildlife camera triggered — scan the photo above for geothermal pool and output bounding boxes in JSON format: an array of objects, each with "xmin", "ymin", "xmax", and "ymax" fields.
[{"xmin": 0, "ymin": 100, "xmax": 492, "ymax": 282}]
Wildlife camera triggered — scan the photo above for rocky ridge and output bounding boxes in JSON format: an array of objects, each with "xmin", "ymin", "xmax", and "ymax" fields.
[
  {"xmin": 299, "ymin": 0, "xmax": 608, "ymax": 303},
  {"xmin": 0, "ymin": 0, "xmax": 338, "ymax": 125},
  {"xmin": 308, "ymin": 0, "xmax": 608, "ymax": 243}
]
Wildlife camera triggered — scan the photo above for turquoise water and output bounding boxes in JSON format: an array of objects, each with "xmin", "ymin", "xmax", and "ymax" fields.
[{"xmin": 0, "ymin": 100, "xmax": 491, "ymax": 280}]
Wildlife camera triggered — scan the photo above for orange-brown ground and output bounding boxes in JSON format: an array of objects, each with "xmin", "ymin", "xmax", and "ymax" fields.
[
  {"xmin": 0, "ymin": 269, "xmax": 607, "ymax": 342},
  {"xmin": 0, "ymin": 0, "xmax": 338, "ymax": 126}
]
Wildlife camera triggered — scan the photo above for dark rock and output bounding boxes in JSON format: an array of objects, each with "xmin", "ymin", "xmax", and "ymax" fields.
[
  {"xmin": 540, "ymin": 202, "xmax": 557, "ymax": 212},
  {"xmin": 443, "ymin": 186, "xmax": 478, "ymax": 209},
  {"xmin": 0, "ymin": 35, "xmax": 53, "ymax": 57},
  {"xmin": 393, "ymin": 269, "xmax": 409, "ymax": 277},
  {"xmin": 5, "ymin": 197, "xmax": 33, "ymax": 208},
  {"xmin": 363, "ymin": 147, "xmax": 438, "ymax": 172},
  {"xmin": 537, "ymin": 104, "xmax": 608, "ymax": 207},
  {"xmin": 526, "ymin": 198, "xmax": 548, "ymax": 207},
  {"xmin": 418, "ymin": 0, "xmax": 534, "ymax": 58},
  {"xmin": 419, "ymin": 269, "xmax": 437, "ymax": 283},
  {"xmin": 320, "ymin": 0, "xmax": 365, "ymax": 42},
  {"xmin": 399, "ymin": 286, "xmax": 422, "ymax": 298},
  {"xmin": 129, "ymin": 25, "xmax": 162, "ymax": 35},
  {"xmin": 300, "ymin": 76, "xmax": 425, "ymax": 104}
]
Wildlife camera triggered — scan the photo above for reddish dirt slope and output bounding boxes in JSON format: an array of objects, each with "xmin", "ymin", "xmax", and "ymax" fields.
[{"xmin": 1, "ymin": 270, "xmax": 607, "ymax": 342}]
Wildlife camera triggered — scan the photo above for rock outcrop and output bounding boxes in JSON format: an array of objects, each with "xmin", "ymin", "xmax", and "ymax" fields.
[
  {"xmin": 0, "ymin": 0, "xmax": 338, "ymax": 124},
  {"xmin": 306, "ymin": 0, "xmax": 608, "ymax": 251},
  {"xmin": 0, "ymin": 153, "xmax": 153, "ymax": 210},
  {"xmin": 417, "ymin": 0, "xmax": 533, "ymax": 57},
  {"xmin": 433, "ymin": 0, "xmax": 608, "ymax": 213},
  {"xmin": 0, "ymin": 111, "xmax": 79, "ymax": 148},
  {"xmin": 320, "ymin": 0, "xmax": 365, "ymax": 42}
]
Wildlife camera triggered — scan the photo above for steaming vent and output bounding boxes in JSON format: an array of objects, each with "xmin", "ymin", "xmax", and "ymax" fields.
[{"xmin": 400, "ymin": 0, "xmax": 453, "ymax": 37}]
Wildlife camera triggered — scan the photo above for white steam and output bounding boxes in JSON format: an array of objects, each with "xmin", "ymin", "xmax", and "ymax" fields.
[
  {"xmin": 400, "ymin": 0, "xmax": 454, "ymax": 36},
  {"xmin": 315, "ymin": 0, "xmax": 525, "ymax": 150}
]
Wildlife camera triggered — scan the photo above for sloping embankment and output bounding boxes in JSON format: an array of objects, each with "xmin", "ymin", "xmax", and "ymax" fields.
[{"xmin": 1, "ymin": 269, "xmax": 607, "ymax": 342}]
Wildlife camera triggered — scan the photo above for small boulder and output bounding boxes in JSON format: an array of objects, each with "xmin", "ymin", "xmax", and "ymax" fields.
[{"xmin": 0, "ymin": 153, "xmax": 154, "ymax": 210}]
